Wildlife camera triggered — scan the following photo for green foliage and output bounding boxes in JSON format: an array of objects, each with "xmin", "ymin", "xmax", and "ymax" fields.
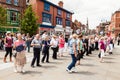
[
  {"xmin": 21, "ymin": 5, "xmax": 38, "ymax": 36},
  {"xmin": 0, "ymin": 6, "xmax": 7, "ymax": 27}
]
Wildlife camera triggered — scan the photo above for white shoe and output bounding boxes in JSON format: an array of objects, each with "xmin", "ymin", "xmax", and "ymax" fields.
[
  {"xmin": 21, "ymin": 70, "xmax": 25, "ymax": 73},
  {"xmin": 66, "ymin": 68, "xmax": 72, "ymax": 73},
  {"xmin": 14, "ymin": 69, "xmax": 18, "ymax": 73},
  {"xmin": 71, "ymin": 67, "xmax": 77, "ymax": 72}
]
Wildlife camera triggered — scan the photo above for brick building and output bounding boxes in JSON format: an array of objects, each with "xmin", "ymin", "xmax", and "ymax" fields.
[
  {"xmin": 0, "ymin": 0, "xmax": 26, "ymax": 33},
  {"xmin": 109, "ymin": 9, "xmax": 120, "ymax": 37},
  {"xmin": 28, "ymin": 0, "xmax": 73, "ymax": 35}
]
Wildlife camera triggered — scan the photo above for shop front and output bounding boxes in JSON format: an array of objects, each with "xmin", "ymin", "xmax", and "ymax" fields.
[
  {"xmin": 54, "ymin": 25, "xmax": 65, "ymax": 36},
  {"xmin": 65, "ymin": 26, "xmax": 73, "ymax": 36},
  {"xmin": 39, "ymin": 24, "xmax": 55, "ymax": 35}
]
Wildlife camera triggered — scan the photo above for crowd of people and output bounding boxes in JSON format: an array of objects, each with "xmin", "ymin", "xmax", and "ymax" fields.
[{"xmin": 0, "ymin": 31, "xmax": 120, "ymax": 73}]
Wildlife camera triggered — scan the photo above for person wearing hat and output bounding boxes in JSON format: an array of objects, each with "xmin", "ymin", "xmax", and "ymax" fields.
[
  {"xmin": 3, "ymin": 31, "xmax": 13, "ymax": 63},
  {"xmin": 50, "ymin": 35, "xmax": 59, "ymax": 59}
]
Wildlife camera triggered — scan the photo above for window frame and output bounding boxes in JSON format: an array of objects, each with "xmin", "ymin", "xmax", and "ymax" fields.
[
  {"xmin": 66, "ymin": 20, "xmax": 71, "ymax": 26},
  {"xmin": 7, "ymin": 10, "xmax": 19, "ymax": 26},
  {"xmin": 6, "ymin": 0, "xmax": 11, "ymax": 4},
  {"xmin": 14, "ymin": 0, "xmax": 19, "ymax": 6},
  {"xmin": 44, "ymin": 2, "xmax": 50, "ymax": 11},
  {"xmin": 66, "ymin": 13, "xmax": 71, "ymax": 19},
  {"xmin": 56, "ymin": 17, "xmax": 62, "ymax": 25},
  {"xmin": 42, "ymin": 12, "xmax": 51, "ymax": 23},
  {"xmin": 57, "ymin": 9, "xmax": 62, "ymax": 16}
]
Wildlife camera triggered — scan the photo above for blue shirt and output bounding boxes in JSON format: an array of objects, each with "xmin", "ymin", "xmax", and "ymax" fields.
[{"xmin": 69, "ymin": 39, "xmax": 77, "ymax": 54}]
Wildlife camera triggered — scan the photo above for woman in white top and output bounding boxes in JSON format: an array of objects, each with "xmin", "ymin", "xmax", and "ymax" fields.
[{"xmin": 50, "ymin": 35, "xmax": 58, "ymax": 59}]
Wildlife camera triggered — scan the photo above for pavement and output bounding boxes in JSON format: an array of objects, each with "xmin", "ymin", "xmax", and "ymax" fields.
[{"xmin": 0, "ymin": 45, "xmax": 120, "ymax": 80}]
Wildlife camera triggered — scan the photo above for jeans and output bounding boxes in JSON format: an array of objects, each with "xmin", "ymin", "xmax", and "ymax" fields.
[{"xmin": 67, "ymin": 54, "xmax": 77, "ymax": 70}]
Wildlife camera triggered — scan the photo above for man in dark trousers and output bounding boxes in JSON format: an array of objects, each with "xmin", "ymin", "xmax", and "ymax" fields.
[
  {"xmin": 84, "ymin": 36, "xmax": 89, "ymax": 56},
  {"xmin": 31, "ymin": 34, "xmax": 42, "ymax": 68}
]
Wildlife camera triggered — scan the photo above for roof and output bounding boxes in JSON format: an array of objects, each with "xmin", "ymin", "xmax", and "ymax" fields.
[{"xmin": 40, "ymin": 0, "xmax": 74, "ymax": 14}]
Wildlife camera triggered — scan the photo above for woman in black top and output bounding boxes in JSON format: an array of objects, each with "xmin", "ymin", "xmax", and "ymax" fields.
[{"xmin": 41, "ymin": 36, "xmax": 50, "ymax": 63}]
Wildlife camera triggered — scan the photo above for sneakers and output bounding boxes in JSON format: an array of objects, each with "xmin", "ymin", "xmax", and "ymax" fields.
[
  {"xmin": 14, "ymin": 69, "xmax": 18, "ymax": 73},
  {"xmin": 21, "ymin": 70, "xmax": 25, "ymax": 73},
  {"xmin": 66, "ymin": 68, "xmax": 72, "ymax": 73},
  {"xmin": 71, "ymin": 67, "xmax": 77, "ymax": 72}
]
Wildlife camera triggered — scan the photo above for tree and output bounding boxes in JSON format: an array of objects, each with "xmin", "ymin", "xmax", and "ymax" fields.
[
  {"xmin": 21, "ymin": 5, "xmax": 38, "ymax": 36},
  {"xmin": 0, "ymin": 6, "xmax": 7, "ymax": 27}
]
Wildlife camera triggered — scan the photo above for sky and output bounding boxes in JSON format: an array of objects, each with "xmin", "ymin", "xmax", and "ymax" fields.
[{"xmin": 47, "ymin": 0, "xmax": 120, "ymax": 29}]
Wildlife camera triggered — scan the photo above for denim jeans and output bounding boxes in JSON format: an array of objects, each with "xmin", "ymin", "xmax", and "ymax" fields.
[{"xmin": 67, "ymin": 54, "xmax": 77, "ymax": 70}]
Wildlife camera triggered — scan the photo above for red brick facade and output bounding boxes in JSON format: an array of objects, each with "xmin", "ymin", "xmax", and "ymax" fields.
[
  {"xmin": 109, "ymin": 11, "xmax": 120, "ymax": 37},
  {"xmin": 29, "ymin": 0, "xmax": 73, "ymax": 34}
]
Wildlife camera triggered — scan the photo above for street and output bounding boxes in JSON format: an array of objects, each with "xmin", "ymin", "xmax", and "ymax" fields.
[{"xmin": 0, "ymin": 45, "xmax": 120, "ymax": 80}]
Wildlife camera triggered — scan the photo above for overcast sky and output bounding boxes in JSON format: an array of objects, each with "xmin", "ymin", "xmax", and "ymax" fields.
[{"xmin": 47, "ymin": 0, "xmax": 120, "ymax": 29}]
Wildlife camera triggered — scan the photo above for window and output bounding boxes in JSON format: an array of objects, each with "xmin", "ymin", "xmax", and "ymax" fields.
[
  {"xmin": 44, "ymin": 3, "xmax": 50, "ymax": 11},
  {"xmin": 57, "ymin": 9, "xmax": 62, "ymax": 16},
  {"xmin": 66, "ymin": 13, "xmax": 70, "ymax": 19},
  {"xmin": 6, "ymin": 0, "xmax": 11, "ymax": 4},
  {"xmin": 42, "ymin": 13, "xmax": 51, "ymax": 23},
  {"xmin": 14, "ymin": 0, "xmax": 19, "ymax": 6},
  {"xmin": 66, "ymin": 20, "xmax": 71, "ymax": 26},
  {"xmin": 56, "ymin": 17, "xmax": 62, "ymax": 25},
  {"xmin": 10, "ymin": 12, "xmax": 17, "ymax": 22},
  {"xmin": 7, "ymin": 10, "xmax": 19, "ymax": 25}
]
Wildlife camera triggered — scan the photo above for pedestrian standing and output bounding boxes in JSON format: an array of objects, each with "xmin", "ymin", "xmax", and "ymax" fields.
[
  {"xmin": 41, "ymin": 36, "xmax": 50, "ymax": 63},
  {"xmin": 99, "ymin": 37, "xmax": 105, "ymax": 63},
  {"xmin": 76, "ymin": 34, "xmax": 83, "ymax": 65},
  {"xmin": 26, "ymin": 33, "xmax": 31, "ymax": 53},
  {"xmin": 117, "ymin": 36, "xmax": 120, "ymax": 45},
  {"xmin": 31, "ymin": 34, "xmax": 42, "ymax": 68},
  {"xmin": 84, "ymin": 36, "xmax": 89, "ymax": 56},
  {"xmin": 95, "ymin": 36, "xmax": 99, "ymax": 50},
  {"xmin": 58, "ymin": 34, "xmax": 65, "ymax": 57},
  {"xmin": 3, "ymin": 31, "xmax": 13, "ymax": 63},
  {"xmin": 13, "ymin": 33, "xmax": 26, "ymax": 73},
  {"xmin": 66, "ymin": 34, "xmax": 77, "ymax": 73},
  {"xmin": 50, "ymin": 35, "xmax": 58, "ymax": 59}
]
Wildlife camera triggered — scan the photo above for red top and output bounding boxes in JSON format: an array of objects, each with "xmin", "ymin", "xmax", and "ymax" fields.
[
  {"xmin": 5, "ymin": 36, "xmax": 13, "ymax": 47},
  {"xmin": 59, "ymin": 37, "xmax": 65, "ymax": 48}
]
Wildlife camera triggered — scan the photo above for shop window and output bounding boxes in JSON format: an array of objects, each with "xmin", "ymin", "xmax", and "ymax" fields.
[
  {"xmin": 56, "ymin": 17, "xmax": 62, "ymax": 25},
  {"xmin": 42, "ymin": 13, "xmax": 51, "ymax": 23},
  {"xmin": 44, "ymin": 3, "xmax": 50, "ymax": 11},
  {"xmin": 6, "ymin": 0, "xmax": 11, "ymax": 4}
]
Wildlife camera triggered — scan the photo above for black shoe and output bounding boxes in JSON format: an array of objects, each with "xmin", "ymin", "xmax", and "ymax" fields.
[
  {"xmin": 41, "ymin": 61, "xmax": 44, "ymax": 63},
  {"xmin": 37, "ymin": 64, "xmax": 42, "ymax": 67},
  {"xmin": 46, "ymin": 61, "xmax": 50, "ymax": 63},
  {"xmin": 31, "ymin": 65, "xmax": 35, "ymax": 68}
]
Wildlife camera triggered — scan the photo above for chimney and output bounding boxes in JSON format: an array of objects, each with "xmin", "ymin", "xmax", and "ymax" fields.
[{"xmin": 58, "ymin": 1, "xmax": 63, "ymax": 8}]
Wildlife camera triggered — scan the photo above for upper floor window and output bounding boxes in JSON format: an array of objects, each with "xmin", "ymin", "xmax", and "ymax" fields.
[
  {"xmin": 7, "ymin": 10, "xmax": 19, "ymax": 25},
  {"xmin": 44, "ymin": 3, "xmax": 50, "ymax": 11},
  {"xmin": 6, "ymin": 0, "xmax": 11, "ymax": 4},
  {"xmin": 66, "ymin": 20, "xmax": 71, "ymax": 26},
  {"xmin": 56, "ymin": 17, "xmax": 62, "ymax": 25},
  {"xmin": 42, "ymin": 13, "xmax": 51, "ymax": 23},
  {"xmin": 57, "ymin": 9, "xmax": 62, "ymax": 16},
  {"xmin": 14, "ymin": 0, "xmax": 19, "ymax": 6},
  {"xmin": 66, "ymin": 13, "xmax": 70, "ymax": 19}
]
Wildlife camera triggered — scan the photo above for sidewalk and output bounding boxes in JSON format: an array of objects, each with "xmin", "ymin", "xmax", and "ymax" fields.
[{"xmin": 0, "ymin": 45, "xmax": 120, "ymax": 80}]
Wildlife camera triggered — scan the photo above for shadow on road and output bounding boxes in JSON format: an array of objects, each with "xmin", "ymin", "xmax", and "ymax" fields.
[
  {"xmin": 70, "ymin": 71, "xmax": 96, "ymax": 75},
  {"xmin": 80, "ymin": 64, "xmax": 96, "ymax": 67}
]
